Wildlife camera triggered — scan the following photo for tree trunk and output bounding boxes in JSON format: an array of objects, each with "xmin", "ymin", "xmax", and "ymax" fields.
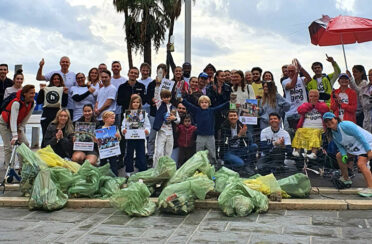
[
  {"xmin": 144, "ymin": 38, "xmax": 152, "ymax": 66},
  {"xmin": 166, "ymin": 18, "xmax": 175, "ymax": 79},
  {"xmin": 124, "ymin": 9, "xmax": 133, "ymax": 68}
]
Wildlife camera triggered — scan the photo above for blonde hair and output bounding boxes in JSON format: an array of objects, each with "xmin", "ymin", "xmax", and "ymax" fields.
[
  {"xmin": 309, "ymin": 89, "xmax": 319, "ymax": 96},
  {"xmin": 198, "ymin": 95, "xmax": 211, "ymax": 105},
  {"xmin": 51, "ymin": 109, "xmax": 74, "ymax": 135},
  {"xmin": 102, "ymin": 111, "xmax": 115, "ymax": 120},
  {"xmin": 129, "ymin": 94, "xmax": 142, "ymax": 109}
]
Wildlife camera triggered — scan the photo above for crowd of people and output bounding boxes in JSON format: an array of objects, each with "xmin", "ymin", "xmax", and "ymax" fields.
[{"xmin": 1, "ymin": 54, "xmax": 372, "ymax": 197}]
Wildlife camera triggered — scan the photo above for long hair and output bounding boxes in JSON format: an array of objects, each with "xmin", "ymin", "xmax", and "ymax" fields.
[
  {"xmin": 325, "ymin": 117, "xmax": 342, "ymax": 142},
  {"xmin": 48, "ymin": 73, "xmax": 65, "ymax": 87},
  {"xmin": 352, "ymin": 65, "xmax": 367, "ymax": 82},
  {"xmin": 129, "ymin": 94, "xmax": 143, "ymax": 110},
  {"xmin": 51, "ymin": 109, "xmax": 74, "ymax": 135},
  {"xmin": 78, "ymin": 104, "xmax": 97, "ymax": 122},
  {"xmin": 261, "ymin": 82, "xmax": 277, "ymax": 108},
  {"xmin": 233, "ymin": 70, "xmax": 246, "ymax": 92},
  {"xmin": 88, "ymin": 68, "xmax": 99, "ymax": 83}
]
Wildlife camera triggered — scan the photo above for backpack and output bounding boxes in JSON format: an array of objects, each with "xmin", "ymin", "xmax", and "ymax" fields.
[{"xmin": 0, "ymin": 92, "xmax": 17, "ymax": 113}]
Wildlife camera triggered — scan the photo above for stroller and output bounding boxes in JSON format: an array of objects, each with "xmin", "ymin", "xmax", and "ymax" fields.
[{"xmin": 1, "ymin": 143, "xmax": 22, "ymax": 193}]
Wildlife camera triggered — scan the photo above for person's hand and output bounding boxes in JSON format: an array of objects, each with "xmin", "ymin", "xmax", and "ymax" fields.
[
  {"xmin": 346, "ymin": 70, "xmax": 352, "ymax": 78},
  {"xmin": 93, "ymin": 137, "xmax": 98, "ymax": 143},
  {"xmin": 39, "ymin": 58, "xmax": 45, "ymax": 68},
  {"xmin": 368, "ymin": 150, "xmax": 372, "ymax": 160},
  {"xmin": 238, "ymin": 124, "xmax": 247, "ymax": 137},
  {"xmin": 10, "ymin": 136, "xmax": 18, "ymax": 145},
  {"xmin": 326, "ymin": 54, "xmax": 334, "ymax": 63},
  {"xmin": 342, "ymin": 155, "xmax": 348, "ymax": 164},
  {"xmin": 122, "ymin": 129, "xmax": 127, "ymax": 135},
  {"xmin": 168, "ymin": 115, "xmax": 176, "ymax": 121},
  {"xmin": 94, "ymin": 108, "xmax": 100, "ymax": 116},
  {"xmin": 144, "ymin": 129, "xmax": 149, "ymax": 136},
  {"xmin": 63, "ymin": 87, "xmax": 69, "ymax": 94},
  {"xmin": 115, "ymin": 132, "xmax": 120, "ymax": 139},
  {"xmin": 177, "ymin": 97, "xmax": 183, "ymax": 103},
  {"xmin": 72, "ymin": 136, "xmax": 76, "ymax": 143},
  {"xmin": 278, "ymin": 137, "xmax": 285, "ymax": 146},
  {"xmin": 56, "ymin": 129, "xmax": 63, "ymax": 140},
  {"xmin": 88, "ymin": 86, "xmax": 96, "ymax": 93},
  {"xmin": 99, "ymin": 81, "xmax": 103, "ymax": 88}
]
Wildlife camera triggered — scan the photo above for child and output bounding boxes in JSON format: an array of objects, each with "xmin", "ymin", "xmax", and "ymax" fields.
[
  {"xmin": 180, "ymin": 95, "xmax": 229, "ymax": 165},
  {"xmin": 177, "ymin": 114, "xmax": 197, "ymax": 167},
  {"xmin": 153, "ymin": 89, "xmax": 180, "ymax": 166},
  {"xmin": 121, "ymin": 94, "xmax": 150, "ymax": 177},
  {"xmin": 99, "ymin": 111, "xmax": 121, "ymax": 176}
]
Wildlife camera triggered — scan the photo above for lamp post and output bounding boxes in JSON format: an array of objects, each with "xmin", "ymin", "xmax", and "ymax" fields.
[{"xmin": 184, "ymin": 0, "xmax": 191, "ymax": 63}]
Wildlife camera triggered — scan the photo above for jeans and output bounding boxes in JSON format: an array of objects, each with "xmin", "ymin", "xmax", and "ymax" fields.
[
  {"xmin": 100, "ymin": 156, "xmax": 119, "ymax": 176},
  {"xmin": 125, "ymin": 139, "xmax": 147, "ymax": 173}
]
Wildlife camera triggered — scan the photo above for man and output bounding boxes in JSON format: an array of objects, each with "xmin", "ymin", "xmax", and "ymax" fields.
[
  {"xmin": 251, "ymin": 67, "xmax": 263, "ymax": 99},
  {"xmin": 0, "ymin": 64, "xmax": 13, "ymax": 105},
  {"xmin": 307, "ymin": 55, "xmax": 340, "ymax": 105},
  {"xmin": 245, "ymin": 71, "xmax": 253, "ymax": 85},
  {"xmin": 224, "ymin": 70, "xmax": 232, "ymax": 86},
  {"xmin": 94, "ymin": 70, "xmax": 117, "ymax": 122},
  {"xmin": 117, "ymin": 67, "xmax": 145, "ymax": 114},
  {"xmin": 182, "ymin": 62, "xmax": 192, "ymax": 84},
  {"xmin": 98, "ymin": 63, "xmax": 107, "ymax": 74},
  {"xmin": 258, "ymin": 112, "xmax": 292, "ymax": 174},
  {"xmin": 36, "ymin": 56, "xmax": 76, "ymax": 117},
  {"xmin": 111, "ymin": 61, "xmax": 128, "ymax": 125},
  {"xmin": 280, "ymin": 65, "xmax": 289, "ymax": 83},
  {"xmin": 203, "ymin": 63, "xmax": 216, "ymax": 84},
  {"xmin": 198, "ymin": 72, "xmax": 208, "ymax": 95},
  {"xmin": 282, "ymin": 60, "xmax": 312, "ymax": 136}
]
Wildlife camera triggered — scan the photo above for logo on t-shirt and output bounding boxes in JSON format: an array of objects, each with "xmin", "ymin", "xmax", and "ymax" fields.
[{"xmin": 46, "ymin": 90, "xmax": 60, "ymax": 104}]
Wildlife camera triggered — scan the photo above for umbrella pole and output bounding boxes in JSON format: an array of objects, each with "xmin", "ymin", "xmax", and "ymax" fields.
[{"xmin": 341, "ymin": 34, "xmax": 348, "ymax": 70}]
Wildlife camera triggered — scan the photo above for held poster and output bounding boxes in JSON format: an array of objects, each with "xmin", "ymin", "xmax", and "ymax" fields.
[
  {"xmin": 95, "ymin": 126, "xmax": 121, "ymax": 159},
  {"xmin": 239, "ymin": 99, "xmax": 258, "ymax": 125},
  {"xmin": 73, "ymin": 122, "xmax": 96, "ymax": 151},
  {"xmin": 124, "ymin": 109, "xmax": 146, "ymax": 140},
  {"xmin": 159, "ymin": 78, "xmax": 175, "ymax": 92}
]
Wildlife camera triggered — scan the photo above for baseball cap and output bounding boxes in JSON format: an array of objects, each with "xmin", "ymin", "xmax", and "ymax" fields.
[
  {"xmin": 198, "ymin": 72, "xmax": 208, "ymax": 79},
  {"xmin": 323, "ymin": 112, "xmax": 336, "ymax": 120},
  {"xmin": 338, "ymin": 73, "xmax": 350, "ymax": 80}
]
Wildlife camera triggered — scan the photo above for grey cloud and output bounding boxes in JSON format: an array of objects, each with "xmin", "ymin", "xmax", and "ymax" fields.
[{"xmin": 192, "ymin": 37, "xmax": 231, "ymax": 57}]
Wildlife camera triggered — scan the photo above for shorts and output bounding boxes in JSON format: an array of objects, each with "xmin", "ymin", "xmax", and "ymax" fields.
[{"xmin": 292, "ymin": 128, "xmax": 323, "ymax": 150}]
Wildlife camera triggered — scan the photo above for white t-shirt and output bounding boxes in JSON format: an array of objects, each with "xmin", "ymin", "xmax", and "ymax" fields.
[
  {"xmin": 302, "ymin": 108, "xmax": 323, "ymax": 129},
  {"xmin": 71, "ymin": 86, "xmax": 96, "ymax": 122},
  {"xmin": 231, "ymin": 84, "xmax": 256, "ymax": 105},
  {"xmin": 139, "ymin": 77, "xmax": 153, "ymax": 92},
  {"xmin": 111, "ymin": 76, "xmax": 127, "ymax": 115},
  {"xmin": 338, "ymin": 92, "xmax": 349, "ymax": 120},
  {"xmin": 45, "ymin": 70, "xmax": 76, "ymax": 109},
  {"xmin": 261, "ymin": 127, "xmax": 291, "ymax": 147},
  {"xmin": 282, "ymin": 77, "xmax": 308, "ymax": 117},
  {"xmin": 4, "ymin": 86, "xmax": 21, "ymax": 99},
  {"xmin": 316, "ymin": 78, "xmax": 325, "ymax": 93},
  {"xmin": 90, "ymin": 82, "xmax": 100, "ymax": 98},
  {"xmin": 97, "ymin": 84, "xmax": 117, "ymax": 120}
]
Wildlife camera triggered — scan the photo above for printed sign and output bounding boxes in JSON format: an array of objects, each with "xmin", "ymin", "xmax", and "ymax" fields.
[
  {"xmin": 239, "ymin": 99, "xmax": 258, "ymax": 125},
  {"xmin": 95, "ymin": 126, "xmax": 121, "ymax": 159},
  {"xmin": 73, "ymin": 122, "xmax": 96, "ymax": 151},
  {"xmin": 124, "ymin": 110, "xmax": 146, "ymax": 139},
  {"xmin": 44, "ymin": 87, "xmax": 63, "ymax": 108},
  {"xmin": 159, "ymin": 78, "xmax": 175, "ymax": 92}
]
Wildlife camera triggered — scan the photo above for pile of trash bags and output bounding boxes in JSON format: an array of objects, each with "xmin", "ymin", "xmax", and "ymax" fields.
[{"xmin": 17, "ymin": 144, "xmax": 312, "ymax": 217}]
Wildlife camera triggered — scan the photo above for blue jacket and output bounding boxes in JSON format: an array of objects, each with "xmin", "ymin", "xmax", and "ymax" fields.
[
  {"xmin": 182, "ymin": 99, "xmax": 229, "ymax": 136},
  {"xmin": 153, "ymin": 102, "xmax": 176, "ymax": 131}
]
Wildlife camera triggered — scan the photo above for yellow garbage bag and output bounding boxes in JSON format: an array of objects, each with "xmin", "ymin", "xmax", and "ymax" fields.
[
  {"xmin": 36, "ymin": 146, "xmax": 81, "ymax": 173},
  {"xmin": 243, "ymin": 174, "xmax": 290, "ymax": 198}
]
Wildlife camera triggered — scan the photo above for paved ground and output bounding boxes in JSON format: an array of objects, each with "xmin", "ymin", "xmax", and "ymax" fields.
[{"xmin": 0, "ymin": 207, "xmax": 371, "ymax": 243}]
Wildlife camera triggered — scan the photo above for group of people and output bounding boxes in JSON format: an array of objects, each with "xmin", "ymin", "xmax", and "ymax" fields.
[{"xmin": 1, "ymin": 54, "xmax": 372, "ymax": 196}]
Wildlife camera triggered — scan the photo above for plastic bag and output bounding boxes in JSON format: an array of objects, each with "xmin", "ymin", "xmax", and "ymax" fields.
[
  {"xmin": 218, "ymin": 181, "xmax": 269, "ymax": 217},
  {"xmin": 36, "ymin": 146, "xmax": 81, "ymax": 173},
  {"xmin": 110, "ymin": 182, "xmax": 156, "ymax": 217},
  {"xmin": 168, "ymin": 150, "xmax": 215, "ymax": 185},
  {"xmin": 50, "ymin": 167, "xmax": 75, "ymax": 193},
  {"xmin": 99, "ymin": 176, "xmax": 126, "ymax": 199},
  {"xmin": 214, "ymin": 167, "xmax": 240, "ymax": 193},
  {"xmin": 243, "ymin": 174, "xmax": 281, "ymax": 196},
  {"xmin": 278, "ymin": 173, "xmax": 311, "ymax": 198},
  {"xmin": 17, "ymin": 143, "xmax": 47, "ymax": 196},
  {"xmin": 29, "ymin": 168, "xmax": 68, "ymax": 211},
  {"xmin": 128, "ymin": 156, "xmax": 176, "ymax": 186},
  {"xmin": 158, "ymin": 176, "xmax": 214, "ymax": 215}
]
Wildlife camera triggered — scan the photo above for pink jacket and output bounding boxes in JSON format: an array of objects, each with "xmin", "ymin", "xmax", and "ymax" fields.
[{"xmin": 297, "ymin": 101, "xmax": 329, "ymax": 129}]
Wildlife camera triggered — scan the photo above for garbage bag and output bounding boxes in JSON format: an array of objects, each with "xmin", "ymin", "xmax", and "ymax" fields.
[
  {"xmin": 218, "ymin": 181, "xmax": 269, "ymax": 217},
  {"xmin": 17, "ymin": 143, "xmax": 47, "ymax": 196},
  {"xmin": 168, "ymin": 150, "xmax": 215, "ymax": 185},
  {"xmin": 158, "ymin": 176, "xmax": 214, "ymax": 215},
  {"xmin": 278, "ymin": 173, "xmax": 311, "ymax": 198},
  {"xmin": 50, "ymin": 167, "xmax": 75, "ymax": 193},
  {"xmin": 214, "ymin": 167, "xmax": 240, "ymax": 193},
  {"xmin": 128, "ymin": 156, "xmax": 176, "ymax": 186},
  {"xmin": 110, "ymin": 182, "xmax": 156, "ymax": 217},
  {"xmin": 68, "ymin": 161, "xmax": 114, "ymax": 198},
  {"xmin": 99, "ymin": 176, "xmax": 126, "ymax": 199},
  {"xmin": 29, "ymin": 168, "xmax": 68, "ymax": 211},
  {"xmin": 36, "ymin": 146, "xmax": 80, "ymax": 173},
  {"xmin": 243, "ymin": 174, "xmax": 281, "ymax": 196}
]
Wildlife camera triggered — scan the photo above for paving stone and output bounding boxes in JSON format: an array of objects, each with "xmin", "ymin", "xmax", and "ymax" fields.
[
  {"xmin": 126, "ymin": 216, "xmax": 185, "ymax": 228},
  {"xmin": 312, "ymin": 216, "xmax": 368, "ymax": 228},
  {"xmin": 249, "ymin": 234, "xmax": 310, "ymax": 244},
  {"xmin": 41, "ymin": 233, "xmax": 64, "ymax": 243},
  {"xmin": 257, "ymin": 215, "xmax": 311, "ymax": 226},
  {"xmin": 0, "ymin": 219, "xmax": 37, "ymax": 231},
  {"xmin": 312, "ymin": 237, "xmax": 370, "ymax": 244},
  {"xmin": 107, "ymin": 236, "xmax": 145, "ymax": 243},
  {"xmin": 141, "ymin": 228, "xmax": 175, "ymax": 240},
  {"xmin": 27, "ymin": 221, "xmax": 76, "ymax": 234},
  {"xmin": 54, "ymin": 230, "xmax": 87, "ymax": 243},
  {"xmin": 341, "ymin": 227, "xmax": 372, "ymax": 240},
  {"xmin": 285, "ymin": 210, "xmax": 338, "ymax": 217},
  {"xmin": 189, "ymin": 230, "xmax": 251, "ymax": 243},
  {"xmin": 102, "ymin": 214, "xmax": 132, "ymax": 225},
  {"xmin": 338, "ymin": 210, "xmax": 372, "ymax": 219},
  {"xmin": 90, "ymin": 224, "xmax": 131, "ymax": 236},
  {"xmin": 206, "ymin": 210, "xmax": 258, "ymax": 222},
  {"xmin": 284, "ymin": 225, "xmax": 341, "ymax": 238},
  {"xmin": 0, "ymin": 230, "xmax": 48, "ymax": 242},
  {"xmin": 0, "ymin": 207, "xmax": 34, "ymax": 220},
  {"xmin": 182, "ymin": 209, "xmax": 209, "ymax": 225},
  {"xmin": 23, "ymin": 210, "xmax": 91, "ymax": 223},
  {"xmin": 166, "ymin": 225, "xmax": 199, "ymax": 243},
  {"xmin": 78, "ymin": 214, "xmax": 111, "ymax": 229},
  {"xmin": 75, "ymin": 234, "xmax": 111, "ymax": 243},
  {"xmin": 228, "ymin": 222, "xmax": 283, "ymax": 235}
]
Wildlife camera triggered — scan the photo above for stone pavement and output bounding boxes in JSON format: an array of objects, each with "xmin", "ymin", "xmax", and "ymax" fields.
[{"xmin": 0, "ymin": 207, "xmax": 371, "ymax": 243}]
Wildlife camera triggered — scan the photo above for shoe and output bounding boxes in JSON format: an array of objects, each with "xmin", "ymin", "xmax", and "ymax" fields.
[
  {"xmin": 125, "ymin": 172, "xmax": 133, "ymax": 178},
  {"xmin": 358, "ymin": 188, "xmax": 372, "ymax": 197},
  {"xmin": 292, "ymin": 150, "xmax": 300, "ymax": 157},
  {"xmin": 307, "ymin": 153, "xmax": 317, "ymax": 160},
  {"xmin": 339, "ymin": 176, "xmax": 352, "ymax": 185}
]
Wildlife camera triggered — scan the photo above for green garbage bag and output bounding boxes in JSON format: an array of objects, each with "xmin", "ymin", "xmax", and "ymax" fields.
[
  {"xmin": 128, "ymin": 156, "xmax": 176, "ymax": 186},
  {"xmin": 214, "ymin": 167, "xmax": 240, "ymax": 193},
  {"xmin": 110, "ymin": 182, "xmax": 156, "ymax": 217},
  {"xmin": 17, "ymin": 143, "xmax": 47, "ymax": 196},
  {"xmin": 278, "ymin": 173, "xmax": 311, "ymax": 198},
  {"xmin": 50, "ymin": 167, "xmax": 75, "ymax": 193},
  {"xmin": 168, "ymin": 151, "xmax": 215, "ymax": 185},
  {"xmin": 99, "ymin": 176, "xmax": 126, "ymax": 198},
  {"xmin": 218, "ymin": 181, "xmax": 269, "ymax": 217},
  {"xmin": 158, "ymin": 176, "xmax": 214, "ymax": 215},
  {"xmin": 29, "ymin": 168, "xmax": 68, "ymax": 211}
]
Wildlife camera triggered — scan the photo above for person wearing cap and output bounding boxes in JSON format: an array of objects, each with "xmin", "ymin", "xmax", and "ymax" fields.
[
  {"xmin": 330, "ymin": 73, "xmax": 357, "ymax": 123},
  {"xmin": 182, "ymin": 62, "xmax": 192, "ymax": 84},
  {"xmin": 323, "ymin": 112, "xmax": 372, "ymax": 197},
  {"xmin": 197, "ymin": 72, "xmax": 209, "ymax": 95},
  {"xmin": 307, "ymin": 55, "xmax": 341, "ymax": 106},
  {"xmin": 203, "ymin": 63, "xmax": 216, "ymax": 84}
]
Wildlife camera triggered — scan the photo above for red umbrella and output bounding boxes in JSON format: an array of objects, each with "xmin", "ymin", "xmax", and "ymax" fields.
[{"xmin": 309, "ymin": 15, "xmax": 372, "ymax": 69}]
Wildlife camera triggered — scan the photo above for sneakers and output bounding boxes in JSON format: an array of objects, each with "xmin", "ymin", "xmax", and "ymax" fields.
[
  {"xmin": 292, "ymin": 150, "xmax": 300, "ymax": 157},
  {"xmin": 358, "ymin": 188, "xmax": 372, "ymax": 197},
  {"xmin": 339, "ymin": 176, "xmax": 352, "ymax": 185},
  {"xmin": 307, "ymin": 152, "xmax": 317, "ymax": 160}
]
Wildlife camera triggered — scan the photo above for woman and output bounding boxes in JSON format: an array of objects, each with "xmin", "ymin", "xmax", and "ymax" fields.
[
  {"xmin": 172, "ymin": 66, "xmax": 189, "ymax": 99},
  {"xmin": 71, "ymin": 104, "xmax": 99, "ymax": 165},
  {"xmin": 262, "ymin": 71, "xmax": 274, "ymax": 82},
  {"xmin": 331, "ymin": 73, "xmax": 357, "ymax": 123},
  {"xmin": 231, "ymin": 70, "xmax": 255, "ymax": 106},
  {"xmin": 323, "ymin": 112, "xmax": 372, "ymax": 197},
  {"xmin": 43, "ymin": 109, "xmax": 74, "ymax": 159},
  {"xmin": 4, "ymin": 70, "xmax": 24, "ymax": 99},
  {"xmin": 0, "ymin": 84, "xmax": 35, "ymax": 166},
  {"xmin": 348, "ymin": 67, "xmax": 372, "ymax": 131},
  {"xmin": 185, "ymin": 76, "xmax": 202, "ymax": 106},
  {"xmin": 87, "ymin": 67, "xmax": 101, "ymax": 96},
  {"xmin": 71, "ymin": 72, "xmax": 96, "ymax": 122},
  {"xmin": 259, "ymin": 81, "xmax": 290, "ymax": 129},
  {"xmin": 207, "ymin": 70, "xmax": 232, "ymax": 106},
  {"xmin": 37, "ymin": 73, "xmax": 68, "ymax": 146}
]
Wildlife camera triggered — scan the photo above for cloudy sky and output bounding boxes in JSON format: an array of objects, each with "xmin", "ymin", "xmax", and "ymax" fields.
[{"xmin": 1, "ymin": 0, "xmax": 372, "ymax": 91}]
